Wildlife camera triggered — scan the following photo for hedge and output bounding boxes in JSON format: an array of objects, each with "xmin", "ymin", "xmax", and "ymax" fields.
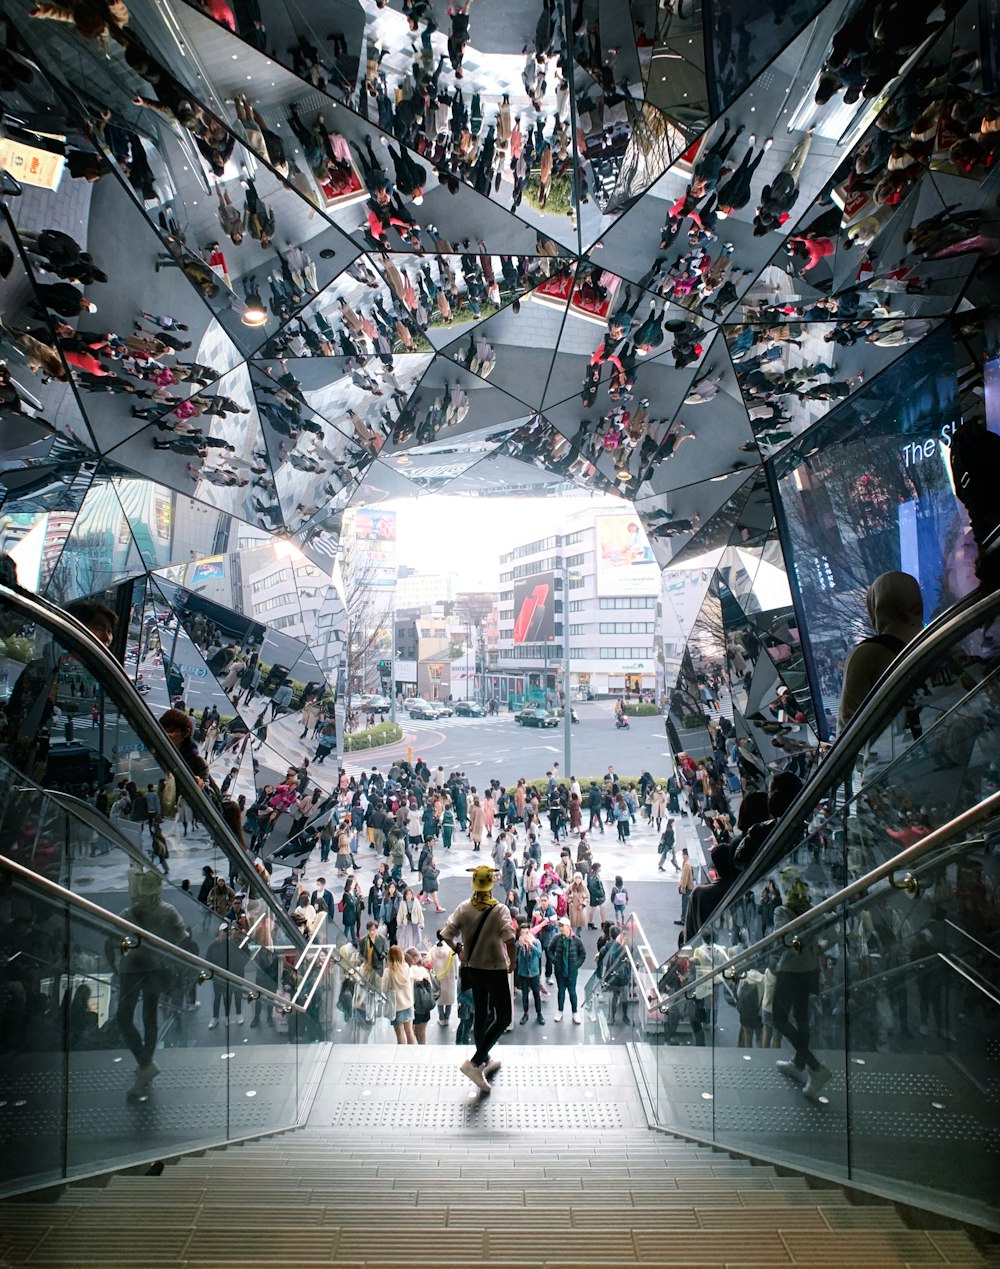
[
  {"xmin": 500, "ymin": 775, "xmax": 661, "ymax": 797},
  {"xmin": 344, "ymin": 721, "xmax": 403, "ymax": 752},
  {"xmin": 621, "ymin": 702, "xmax": 662, "ymax": 716}
]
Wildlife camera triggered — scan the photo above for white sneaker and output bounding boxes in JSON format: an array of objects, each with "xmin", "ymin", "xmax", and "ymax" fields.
[
  {"xmin": 553, "ymin": 1013, "xmax": 563, "ymax": 1022},
  {"xmin": 237, "ymin": 1015, "xmax": 245, "ymax": 1026},
  {"xmin": 208, "ymin": 1018, "xmax": 219, "ymax": 1030},
  {"xmin": 483, "ymin": 1056, "xmax": 502, "ymax": 1076},
  {"xmin": 460, "ymin": 1058, "xmax": 492, "ymax": 1093},
  {"xmin": 775, "ymin": 1059, "xmax": 805, "ymax": 1084},
  {"xmin": 572, "ymin": 1012, "xmax": 582, "ymax": 1025},
  {"xmin": 803, "ymin": 1065, "xmax": 832, "ymax": 1099}
]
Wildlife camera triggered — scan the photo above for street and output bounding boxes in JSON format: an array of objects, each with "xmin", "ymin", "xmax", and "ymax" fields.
[{"xmin": 344, "ymin": 700, "xmax": 675, "ymax": 783}]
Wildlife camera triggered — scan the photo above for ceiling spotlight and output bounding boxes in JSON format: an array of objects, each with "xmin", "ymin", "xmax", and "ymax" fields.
[{"xmin": 241, "ymin": 300, "xmax": 267, "ymax": 328}]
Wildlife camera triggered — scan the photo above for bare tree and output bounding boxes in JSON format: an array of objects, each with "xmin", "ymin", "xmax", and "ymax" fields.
[
  {"xmin": 337, "ymin": 539, "xmax": 393, "ymax": 732},
  {"xmin": 455, "ymin": 592, "xmax": 495, "ymax": 703}
]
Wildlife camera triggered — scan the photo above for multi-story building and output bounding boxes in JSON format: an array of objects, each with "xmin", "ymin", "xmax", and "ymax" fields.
[
  {"xmin": 393, "ymin": 607, "xmax": 461, "ymax": 700},
  {"xmin": 393, "ymin": 566, "xmax": 458, "ymax": 611},
  {"xmin": 491, "ymin": 509, "xmax": 662, "ymax": 703}
]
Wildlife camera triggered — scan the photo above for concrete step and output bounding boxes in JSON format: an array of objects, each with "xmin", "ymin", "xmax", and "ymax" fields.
[{"xmin": 3, "ymin": 1046, "xmax": 995, "ymax": 1267}]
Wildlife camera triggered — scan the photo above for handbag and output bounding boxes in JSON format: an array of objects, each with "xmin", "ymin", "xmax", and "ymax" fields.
[{"xmin": 459, "ymin": 906, "xmax": 496, "ymax": 990}]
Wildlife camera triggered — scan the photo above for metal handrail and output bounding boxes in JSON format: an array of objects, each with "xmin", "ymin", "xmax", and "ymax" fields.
[
  {"xmin": 273, "ymin": 941, "xmax": 391, "ymax": 1006},
  {"xmin": 301, "ymin": 947, "xmax": 336, "ymax": 1011},
  {"xmin": 693, "ymin": 585, "xmax": 1000, "ymax": 926},
  {"xmin": 656, "ymin": 789, "xmax": 1000, "ymax": 1015},
  {"xmin": 944, "ymin": 920, "xmax": 1000, "ymax": 964},
  {"xmin": 0, "ymin": 582, "xmax": 305, "ymax": 948},
  {"xmin": 0, "ymin": 850, "xmax": 309, "ymax": 1013}
]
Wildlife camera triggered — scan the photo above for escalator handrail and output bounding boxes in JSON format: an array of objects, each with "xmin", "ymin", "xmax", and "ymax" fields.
[
  {"xmin": 656, "ymin": 787, "xmax": 1000, "ymax": 1015},
  {"xmin": 0, "ymin": 581, "xmax": 305, "ymax": 948},
  {"xmin": 709, "ymin": 584, "xmax": 1000, "ymax": 909},
  {"xmin": 0, "ymin": 848, "xmax": 313, "ymax": 1013},
  {"xmin": 15, "ymin": 782, "xmax": 153, "ymax": 874}
]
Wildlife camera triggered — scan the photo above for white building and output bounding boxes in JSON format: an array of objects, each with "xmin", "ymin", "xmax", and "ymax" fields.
[
  {"xmin": 394, "ymin": 566, "xmax": 458, "ymax": 611},
  {"xmin": 491, "ymin": 509, "xmax": 663, "ymax": 703}
]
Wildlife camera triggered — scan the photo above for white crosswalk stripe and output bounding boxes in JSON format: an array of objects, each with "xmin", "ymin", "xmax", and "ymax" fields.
[{"xmin": 402, "ymin": 715, "xmax": 511, "ymax": 729}]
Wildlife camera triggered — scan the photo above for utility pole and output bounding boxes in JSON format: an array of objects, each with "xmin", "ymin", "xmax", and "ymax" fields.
[
  {"xmin": 389, "ymin": 606, "xmax": 397, "ymax": 723},
  {"xmin": 563, "ymin": 558, "xmax": 571, "ymax": 782}
]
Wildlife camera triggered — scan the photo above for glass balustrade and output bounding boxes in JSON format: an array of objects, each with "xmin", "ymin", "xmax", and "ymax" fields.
[
  {"xmin": 0, "ymin": 850, "xmax": 333, "ymax": 1198},
  {"xmin": 637, "ymin": 796, "xmax": 1000, "ymax": 1229}
]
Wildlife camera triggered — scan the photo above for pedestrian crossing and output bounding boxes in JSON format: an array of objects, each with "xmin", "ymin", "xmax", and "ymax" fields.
[{"xmin": 401, "ymin": 714, "xmax": 510, "ymax": 729}]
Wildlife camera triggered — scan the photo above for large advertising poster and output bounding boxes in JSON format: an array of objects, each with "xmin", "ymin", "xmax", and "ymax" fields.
[
  {"xmin": 350, "ymin": 509, "xmax": 398, "ymax": 588},
  {"xmin": 512, "ymin": 571, "xmax": 555, "ymax": 645},
  {"xmin": 595, "ymin": 515, "xmax": 659, "ymax": 596}
]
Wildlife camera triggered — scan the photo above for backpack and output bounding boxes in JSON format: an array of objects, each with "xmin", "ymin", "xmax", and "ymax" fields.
[
  {"xmin": 605, "ymin": 946, "xmax": 631, "ymax": 990},
  {"xmin": 859, "ymin": 634, "xmax": 923, "ymax": 738},
  {"xmin": 412, "ymin": 971, "xmax": 440, "ymax": 1015},
  {"xmin": 949, "ymin": 422, "xmax": 1000, "ymax": 584}
]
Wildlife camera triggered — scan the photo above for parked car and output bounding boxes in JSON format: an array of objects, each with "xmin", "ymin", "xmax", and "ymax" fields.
[
  {"xmin": 358, "ymin": 694, "xmax": 391, "ymax": 713},
  {"xmin": 515, "ymin": 707, "xmax": 559, "ymax": 728},
  {"xmin": 454, "ymin": 700, "xmax": 486, "ymax": 717}
]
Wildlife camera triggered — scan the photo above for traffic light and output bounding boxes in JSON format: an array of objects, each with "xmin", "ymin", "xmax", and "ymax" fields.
[{"xmin": 377, "ymin": 659, "xmax": 390, "ymax": 673}]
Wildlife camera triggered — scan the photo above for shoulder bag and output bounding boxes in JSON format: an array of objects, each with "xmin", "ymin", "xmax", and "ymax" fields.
[{"xmin": 459, "ymin": 906, "xmax": 497, "ymax": 990}]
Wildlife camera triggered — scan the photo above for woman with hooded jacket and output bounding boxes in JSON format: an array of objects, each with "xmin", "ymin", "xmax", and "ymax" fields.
[{"xmin": 838, "ymin": 571, "xmax": 923, "ymax": 729}]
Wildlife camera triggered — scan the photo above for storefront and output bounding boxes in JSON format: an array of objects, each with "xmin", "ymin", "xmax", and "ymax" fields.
[{"xmin": 605, "ymin": 662, "xmax": 654, "ymax": 697}]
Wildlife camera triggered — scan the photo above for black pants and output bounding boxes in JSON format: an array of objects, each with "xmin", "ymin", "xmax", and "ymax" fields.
[
  {"xmin": 212, "ymin": 981, "xmax": 243, "ymax": 1021},
  {"xmin": 468, "ymin": 968, "xmax": 512, "ymax": 1066},
  {"xmin": 520, "ymin": 974, "xmax": 542, "ymax": 1016},
  {"xmin": 116, "ymin": 971, "xmax": 162, "ymax": 1067},
  {"xmin": 772, "ymin": 970, "xmax": 820, "ymax": 1071}
]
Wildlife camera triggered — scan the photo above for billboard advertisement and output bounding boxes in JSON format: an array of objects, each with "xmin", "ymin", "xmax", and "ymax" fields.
[
  {"xmin": 512, "ymin": 571, "xmax": 555, "ymax": 645},
  {"xmin": 350, "ymin": 509, "xmax": 397, "ymax": 588},
  {"xmin": 190, "ymin": 556, "xmax": 225, "ymax": 585},
  {"xmin": 595, "ymin": 515, "xmax": 659, "ymax": 596}
]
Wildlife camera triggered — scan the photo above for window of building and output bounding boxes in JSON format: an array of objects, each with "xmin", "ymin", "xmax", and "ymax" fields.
[
  {"xmin": 598, "ymin": 596, "xmax": 656, "ymax": 609},
  {"xmin": 566, "ymin": 552, "xmax": 585, "ymax": 567},
  {"xmin": 599, "ymin": 621, "xmax": 655, "ymax": 634}
]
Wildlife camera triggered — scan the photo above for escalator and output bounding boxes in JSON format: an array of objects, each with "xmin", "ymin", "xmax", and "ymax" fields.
[
  {"xmin": 634, "ymin": 583, "xmax": 1000, "ymax": 1230},
  {"xmin": 0, "ymin": 579, "xmax": 306, "ymax": 951},
  {"xmin": 682, "ymin": 583, "xmax": 1000, "ymax": 946}
]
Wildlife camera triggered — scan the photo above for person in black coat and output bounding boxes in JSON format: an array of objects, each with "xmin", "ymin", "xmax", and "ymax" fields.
[{"xmin": 551, "ymin": 917, "xmax": 587, "ymax": 1022}]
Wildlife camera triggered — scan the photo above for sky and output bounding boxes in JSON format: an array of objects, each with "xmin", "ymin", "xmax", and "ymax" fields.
[{"xmin": 375, "ymin": 492, "xmax": 625, "ymax": 590}]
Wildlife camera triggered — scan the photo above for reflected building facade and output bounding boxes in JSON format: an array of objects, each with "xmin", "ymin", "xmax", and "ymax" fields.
[{"xmin": 0, "ymin": 0, "xmax": 995, "ymax": 783}]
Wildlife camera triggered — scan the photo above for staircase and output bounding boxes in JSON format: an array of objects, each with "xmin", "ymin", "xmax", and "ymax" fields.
[{"xmin": 2, "ymin": 1045, "xmax": 997, "ymax": 1268}]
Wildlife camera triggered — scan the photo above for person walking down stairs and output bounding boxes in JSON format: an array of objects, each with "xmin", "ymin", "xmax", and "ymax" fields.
[{"xmin": 440, "ymin": 865, "xmax": 515, "ymax": 1093}]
